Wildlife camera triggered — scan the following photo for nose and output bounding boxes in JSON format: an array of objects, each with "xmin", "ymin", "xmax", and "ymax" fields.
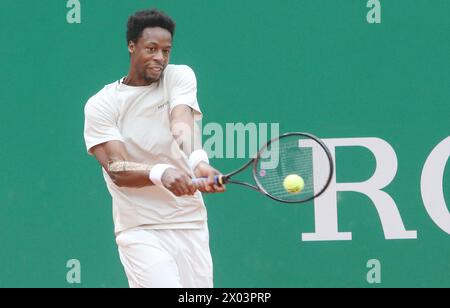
[{"xmin": 154, "ymin": 49, "xmax": 164, "ymax": 62}]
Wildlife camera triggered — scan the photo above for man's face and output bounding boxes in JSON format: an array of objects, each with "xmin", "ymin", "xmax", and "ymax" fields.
[{"xmin": 129, "ymin": 27, "xmax": 172, "ymax": 83}]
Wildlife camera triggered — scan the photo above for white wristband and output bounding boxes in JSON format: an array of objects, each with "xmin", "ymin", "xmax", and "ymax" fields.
[
  {"xmin": 149, "ymin": 164, "xmax": 175, "ymax": 187},
  {"xmin": 189, "ymin": 149, "xmax": 210, "ymax": 171}
]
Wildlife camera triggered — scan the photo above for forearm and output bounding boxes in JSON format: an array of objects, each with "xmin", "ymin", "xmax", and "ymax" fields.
[
  {"xmin": 176, "ymin": 121, "xmax": 202, "ymax": 157},
  {"xmin": 107, "ymin": 161, "xmax": 154, "ymax": 188},
  {"xmin": 109, "ymin": 170, "xmax": 153, "ymax": 188},
  {"xmin": 171, "ymin": 105, "xmax": 202, "ymax": 157}
]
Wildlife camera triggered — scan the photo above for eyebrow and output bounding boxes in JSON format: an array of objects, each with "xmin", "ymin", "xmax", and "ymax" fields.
[{"xmin": 145, "ymin": 41, "xmax": 172, "ymax": 48}]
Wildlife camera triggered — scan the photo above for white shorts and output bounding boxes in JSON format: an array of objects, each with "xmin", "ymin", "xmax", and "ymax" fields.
[{"xmin": 115, "ymin": 223, "xmax": 213, "ymax": 288}]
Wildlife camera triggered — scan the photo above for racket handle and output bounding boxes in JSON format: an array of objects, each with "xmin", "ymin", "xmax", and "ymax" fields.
[{"xmin": 192, "ymin": 175, "xmax": 223, "ymax": 186}]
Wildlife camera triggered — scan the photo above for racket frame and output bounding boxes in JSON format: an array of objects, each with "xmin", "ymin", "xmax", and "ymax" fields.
[{"xmin": 219, "ymin": 132, "xmax": 334, "ymax": 204}]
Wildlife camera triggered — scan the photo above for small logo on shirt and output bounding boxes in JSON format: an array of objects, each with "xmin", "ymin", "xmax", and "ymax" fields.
[{"xmin": 157, "ymin": 102, "xmax": 169, "ymax": 110}]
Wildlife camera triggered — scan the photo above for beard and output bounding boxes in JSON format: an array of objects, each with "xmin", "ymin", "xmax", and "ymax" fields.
[{"xmin": 141, "ymin": 67, "xmax": 164, "ymax": 84}]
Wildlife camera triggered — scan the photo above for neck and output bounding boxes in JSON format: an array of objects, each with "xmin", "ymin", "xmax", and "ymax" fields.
[{"xmin": 124, "ymin": 67, "xmax": 153, "ymax": 87}]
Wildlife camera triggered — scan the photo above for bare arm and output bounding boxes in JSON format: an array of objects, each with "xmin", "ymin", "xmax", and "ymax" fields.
[
  {"xmin": 170, "ymin": 105, "xmax": 225, "ymax": 193},
  {"xmin": 170, "ymin": 105, "xmax": 202, "ymax": 156},
  {"xmin": 91, "ymin": 140, "xmax": 154, "ymax": 188},
  {"xmin": 91, "ymin": 140, "xmax": 196, "ymax": 195}
]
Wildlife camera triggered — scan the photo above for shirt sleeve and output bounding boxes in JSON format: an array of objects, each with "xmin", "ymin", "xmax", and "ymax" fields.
[
  {"xmin": 167, "ymin": 65, "xmax": 203, "ymax": 120},
  {"xmin": 84, "ymin": 96, "xmax": 124, "ymax": 155}
]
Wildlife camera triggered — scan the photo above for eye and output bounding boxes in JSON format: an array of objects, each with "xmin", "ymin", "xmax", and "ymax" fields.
[
  {"xmin": 163, "ymin": 49, "xmax": 171, "ymax": 56},
  {"xmin": 146, "ymin": 47, "xmax": 157, "ymax": 53}
]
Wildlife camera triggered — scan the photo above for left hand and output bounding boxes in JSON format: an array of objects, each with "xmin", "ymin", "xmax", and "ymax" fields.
[{"xmin": 193, "ymin": 162, "xmax": 226, "ymax": 193}]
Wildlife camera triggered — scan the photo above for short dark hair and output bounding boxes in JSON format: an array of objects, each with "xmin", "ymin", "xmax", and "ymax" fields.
[{"xmin": 126, "ymin": 9, "xmax": 176, "ymax": 44}]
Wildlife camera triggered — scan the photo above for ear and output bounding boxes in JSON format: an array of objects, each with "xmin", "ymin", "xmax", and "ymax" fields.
[{"xmin": 128, "ymin": 41, "xmax": 135, "ymax": 54}]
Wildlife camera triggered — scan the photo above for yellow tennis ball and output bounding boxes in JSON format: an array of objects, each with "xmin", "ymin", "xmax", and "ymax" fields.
[{"xmin": 283, "ymin": 174, "xmax": 305, "ymax": 194}]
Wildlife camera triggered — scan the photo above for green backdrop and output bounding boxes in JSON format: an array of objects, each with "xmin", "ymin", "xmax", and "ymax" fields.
[{"xmin": 0, "ymin": 0, "xmax": 449, "ymax": 287}]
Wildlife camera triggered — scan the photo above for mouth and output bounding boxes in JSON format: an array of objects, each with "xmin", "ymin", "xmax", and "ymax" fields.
[{"xmin": 147, "ymin": 66, "xmax": 163, "ymax": 74}]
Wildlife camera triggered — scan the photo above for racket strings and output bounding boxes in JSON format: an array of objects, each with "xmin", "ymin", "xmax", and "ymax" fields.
[
  {"xmin": 255, "ymin": 136, "xmax": 327, "ymax": 202},
  {"xmin": 259, "ymin": 151, "xmax": 314, "ymax": 198}
]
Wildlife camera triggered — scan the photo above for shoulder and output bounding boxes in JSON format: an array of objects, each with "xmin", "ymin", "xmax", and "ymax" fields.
[
  {"xmin": 164, "ymin": 64, "xmax": 196, "ymax": 76},
  {"xmin": 84, "ymin": 81, "xmax": 119, "ymax": 116},
  {"xmin": 163, "ymin": 64, "xmax": 197, "ymax": 84}
]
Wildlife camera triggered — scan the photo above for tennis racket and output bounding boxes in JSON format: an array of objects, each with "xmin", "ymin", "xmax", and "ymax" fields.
[{"xmin": 193, "ymin": 132, "xmax": 334, "ymax": 204}]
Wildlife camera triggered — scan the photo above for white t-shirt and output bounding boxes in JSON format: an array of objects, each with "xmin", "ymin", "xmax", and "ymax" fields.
[{"xmin": 84, "ymin": 64, "xmax": 207, "ymax": 234}]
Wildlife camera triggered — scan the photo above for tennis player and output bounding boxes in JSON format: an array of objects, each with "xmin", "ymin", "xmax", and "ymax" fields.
[{"xmin": 83, "ymin": 9, "xmax": 225, "ymax": 288}]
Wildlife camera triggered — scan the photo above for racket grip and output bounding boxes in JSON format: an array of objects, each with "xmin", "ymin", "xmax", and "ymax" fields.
[{"xmin": 192, "ymin": 175, "xmax": 223, "ymax": 186}]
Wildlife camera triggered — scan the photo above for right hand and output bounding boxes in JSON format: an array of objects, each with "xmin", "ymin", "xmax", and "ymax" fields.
[{"xmin": 161, "ymin": 168, "xmax": 197, "ymax": 197}]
